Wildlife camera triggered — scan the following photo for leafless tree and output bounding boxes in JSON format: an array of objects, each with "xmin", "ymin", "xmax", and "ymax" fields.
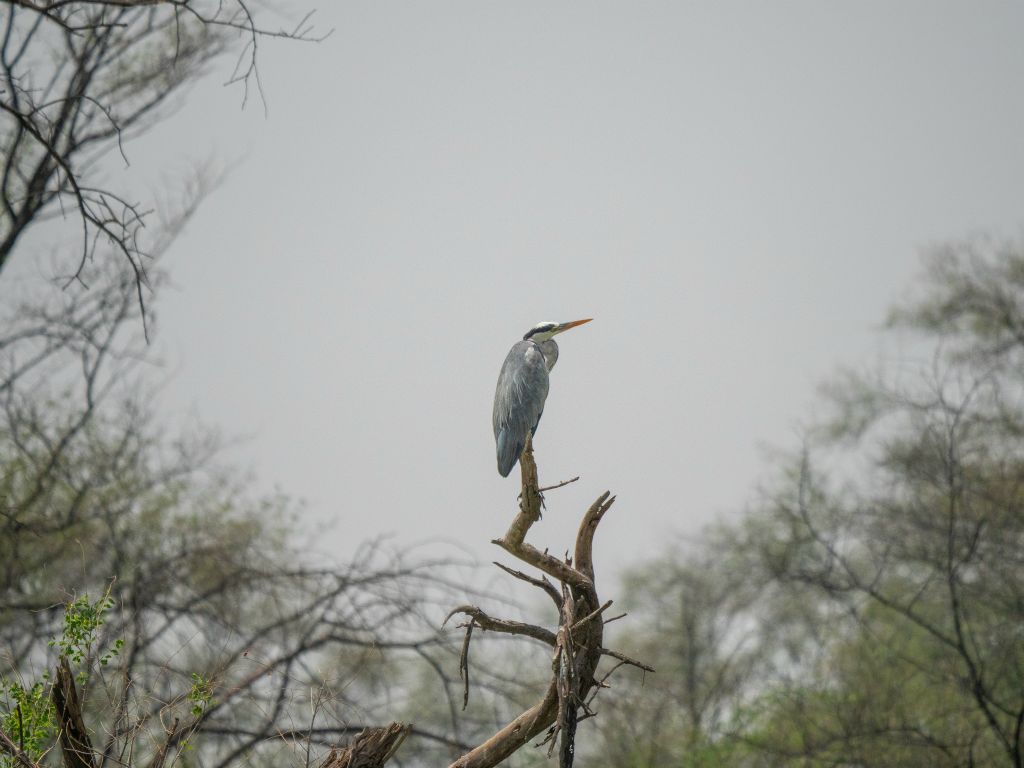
[
  {"xmin": 0, "ymin": 0, "xmax": 325, "ymax": 333},
  {"xmin": 327, "ymin": 440, "xmax": 652, "ymax": 768}
]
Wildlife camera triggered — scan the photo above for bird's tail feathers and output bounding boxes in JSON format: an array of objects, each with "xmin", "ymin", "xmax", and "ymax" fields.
[{"xmin": 496, "ymin": 430, "xmax": 522, "ymax": 478}]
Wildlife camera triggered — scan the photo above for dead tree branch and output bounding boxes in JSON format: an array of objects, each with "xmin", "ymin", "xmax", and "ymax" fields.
[
  {"xmin": 52, "ymin": 658, "xmax": 97, "ymax": 768},
  {"xmin": 441, "ymin": 435, "xmax": 641, "ymax": 768},
  {"xmin": 443, "ymin": 605, "xmax": 557, "ymax": 648},
  {"xmin": 318, "ymin": 724, "xmax": 411, "ymax": 768},
  {"xmin": 0, "ymin": 731, "xmax": 41, "ymax": 768}
]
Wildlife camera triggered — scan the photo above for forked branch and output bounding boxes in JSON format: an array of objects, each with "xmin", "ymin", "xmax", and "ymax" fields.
[
  {"xmin": 334, "ymin": 435, "xmax": 649, "ymax": 767},
  {"xmin": 444, "ymin": 436, "xmax": 640, "ymax": 768}
]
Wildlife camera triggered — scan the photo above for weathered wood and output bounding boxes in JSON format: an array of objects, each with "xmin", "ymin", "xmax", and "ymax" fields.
[
  {"xmin": 500, "ymin": 435, "xmax": 543, "ymax": 547},
  {"xmin": 53, "ymin": 658, "xmax": 97, "ymax": 768},
  {"xmin": 450, "ymin": 438, "xmax": 617, "ymax": 768},
  {"xmin": 331, "ymin": 437, "xmax": 639, "ymax": 768},
  {"xmin": 318, "ymin": 724, "xmax": 410, "ymax": 768},
  {"xmin": 448, "ymin": 684, "xmax": 558, "ymax": 768}
]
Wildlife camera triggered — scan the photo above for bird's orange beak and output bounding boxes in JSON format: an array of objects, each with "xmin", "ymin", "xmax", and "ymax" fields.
[{"xmin": 554, "ymin": 318, "xmax": 593, "ymax": 334}]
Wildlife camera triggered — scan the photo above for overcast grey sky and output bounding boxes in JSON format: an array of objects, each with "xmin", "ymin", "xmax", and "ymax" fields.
[{"xmin": 128, "ymin": 1, "xmax": 1024, "ymax": 571}]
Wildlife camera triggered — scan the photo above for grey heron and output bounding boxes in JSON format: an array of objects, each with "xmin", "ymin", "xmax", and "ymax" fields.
[{"xmin": 492, "ymin": 318, "xmax": 592, "ymax": 477}]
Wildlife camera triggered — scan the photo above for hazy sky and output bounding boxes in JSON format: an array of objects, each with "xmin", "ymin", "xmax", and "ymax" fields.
[{"xmin": 117, "ymin": 1, "xmax": 1024, "ymax": 573}]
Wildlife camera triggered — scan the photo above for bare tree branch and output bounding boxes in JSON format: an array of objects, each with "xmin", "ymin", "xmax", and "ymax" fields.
[{"xmin": 436, "ymin": 435, "xmax": 642, "ymax": 768}]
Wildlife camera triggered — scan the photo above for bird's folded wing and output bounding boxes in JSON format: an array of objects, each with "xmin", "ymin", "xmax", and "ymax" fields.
[{"xmin": 493, "ymin": 340, "xmax": 550, "ymax": 477}]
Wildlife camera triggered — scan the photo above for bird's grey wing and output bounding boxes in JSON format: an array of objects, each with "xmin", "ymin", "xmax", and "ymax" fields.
[{"xmin": 492, "ymin": 340, "xmax": 549, "ymax": 477}]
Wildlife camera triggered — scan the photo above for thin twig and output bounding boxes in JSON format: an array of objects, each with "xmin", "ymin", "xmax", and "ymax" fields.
[
  {"xmin": 459, "ymin": 623, "xmax": 472, "ymax": 711},
  {"xmin": 539, "ymin": 476, "xmax": 579, "ymax": 493},
  {"xmin": 491, "ymin": 561, "xmax": 561, "ymax": 609},
  {"xmin": 599, "ymin": 647, "xmax": 655, "ymax": 673},
  {"xmin": 570, "ymin": 600, "xmax": 613, "ymax": 633}
]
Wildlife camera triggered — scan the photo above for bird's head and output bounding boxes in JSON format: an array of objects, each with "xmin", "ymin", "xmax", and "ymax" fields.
[{"xmin": 522, "ymin": 318, "xmax": 592, "ymax": 342}]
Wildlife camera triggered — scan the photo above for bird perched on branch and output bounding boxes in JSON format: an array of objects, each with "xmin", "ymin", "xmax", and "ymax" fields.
[{"xmin": 492, "ymin": 319, "xmax": 592, "ymax": 477}]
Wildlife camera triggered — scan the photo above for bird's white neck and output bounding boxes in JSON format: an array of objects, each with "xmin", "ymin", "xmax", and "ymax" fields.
[{"xmin": 533, "ymin": 338, "xmax": 559, "ymax": 371}]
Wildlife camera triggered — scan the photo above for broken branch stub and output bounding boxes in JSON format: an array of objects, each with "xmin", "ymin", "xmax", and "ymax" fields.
[{"xmin": 318, "ymin": 724, "xmax": 411, "ymax": 768}]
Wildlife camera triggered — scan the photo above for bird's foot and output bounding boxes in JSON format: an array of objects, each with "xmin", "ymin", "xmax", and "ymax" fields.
[{"xmin": 516, "ymin": 488, "xmax": 545, "ymax": 519}]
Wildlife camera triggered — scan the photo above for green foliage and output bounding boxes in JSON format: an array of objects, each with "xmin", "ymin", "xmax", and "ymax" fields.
[
  {"xmin": 1, "ymin": 592, "xmax": 125, "ymax": 767},
  {"xmin": 187, "ymin": 673, "xmax": 214, "ymax": 718},
  {"xmin": 48, "ymin": 590, "xmax": 122, "ymax": 674},
  {"xmin": 0, "ymin": 679, "xmax": 56, "ymax": 768}
]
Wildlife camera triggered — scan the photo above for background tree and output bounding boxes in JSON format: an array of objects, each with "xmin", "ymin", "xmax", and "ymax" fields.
[
  {"xmin": 589, "ymin": 543, "xmax": 766, "ymax": 767},
  {"xmin": 0, "ymin": 248, "xmax": 481, "ymax": 768},
  {"xmin": 746, "ymin": 239, "xmax": 1024, "ymax": 767},
  {"xmin": 586, "ymin": 237, "xmax": 1024, "ymax": 767},
  {"xmin": 0, "ymin": 0, "xmax": 323, "ymax": 329},
  {"xmin": 0, "ymin": 4, "xmax": 489, "ymax": 741}
]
